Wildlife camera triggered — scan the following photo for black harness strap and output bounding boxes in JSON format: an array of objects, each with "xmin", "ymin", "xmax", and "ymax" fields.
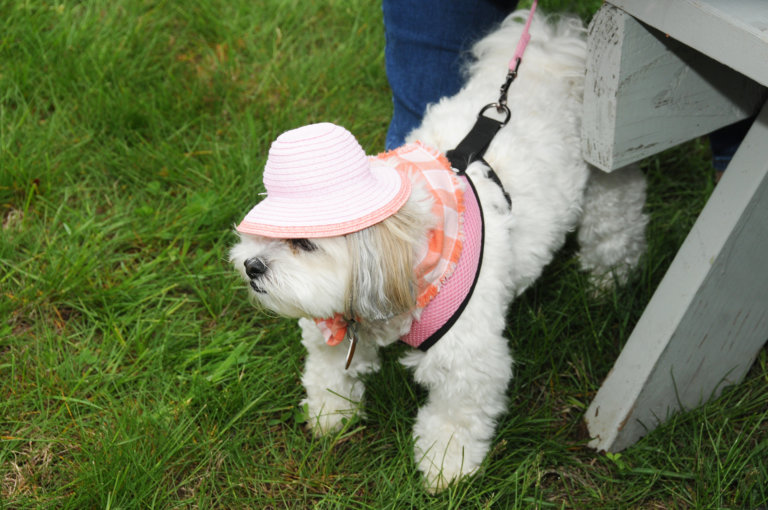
[{"xmin": 446, "ymin": 108, "xmax": 512, "ymax": 207}]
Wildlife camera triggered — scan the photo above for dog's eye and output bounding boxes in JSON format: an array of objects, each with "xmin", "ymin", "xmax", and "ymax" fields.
[{"xmin": 288, "ymin": 238, "xmax": 317, "ymax": 252}]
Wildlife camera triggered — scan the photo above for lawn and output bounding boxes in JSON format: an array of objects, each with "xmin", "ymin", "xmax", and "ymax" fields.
[{"xmin": 1, "ymin": 0, "xmax": 766, "ymax": 508}]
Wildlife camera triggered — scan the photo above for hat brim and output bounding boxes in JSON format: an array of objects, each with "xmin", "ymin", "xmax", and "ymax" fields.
[{"xmin": 236, "ymin": 163, "xmax": 411, "ymax": 238}]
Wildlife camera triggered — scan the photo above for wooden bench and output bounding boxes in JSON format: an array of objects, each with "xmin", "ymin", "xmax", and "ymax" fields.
[{"xmin": 581, "ymin": 0, "xmax": 768, "ymax": 452}]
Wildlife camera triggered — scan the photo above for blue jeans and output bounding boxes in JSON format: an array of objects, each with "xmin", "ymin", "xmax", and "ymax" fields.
[
  {"xmin": 382, "ymin": 0, "xmax": 518, "ymax": 150},
  {"xmin": 709, "ymin": 117, "xmax": 753, "ymax": 173}
]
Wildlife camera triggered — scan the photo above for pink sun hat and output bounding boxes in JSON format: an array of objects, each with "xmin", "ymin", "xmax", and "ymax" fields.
[{"xmin": 236, "ymin": 123, "xmax": 411, "ymax": 238}]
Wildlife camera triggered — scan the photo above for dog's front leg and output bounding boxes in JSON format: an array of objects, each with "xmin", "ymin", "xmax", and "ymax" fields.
[
  {"xmin": 405, "ymin": 331, "xmax": 513, "ymax": 492},
  {"xmin": 298, "ymin": 318, "xmax": 380, "ymax": 435}
]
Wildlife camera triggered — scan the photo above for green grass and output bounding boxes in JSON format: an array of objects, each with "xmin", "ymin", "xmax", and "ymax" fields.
[{"xmin": 1, "ymin": 0, "xmax": 766, "ymax": 508}]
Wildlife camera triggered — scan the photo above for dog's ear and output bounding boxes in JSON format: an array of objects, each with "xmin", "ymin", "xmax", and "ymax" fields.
[
  {"xmin": 344, "ymin": 180, "xmax": 435, "ymax": 322},
  {"xmin": 345, "ymin": 217, "xmax": 417, "ymax": 321}
]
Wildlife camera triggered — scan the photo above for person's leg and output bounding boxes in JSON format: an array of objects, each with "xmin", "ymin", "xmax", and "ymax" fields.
[{"xmin": 382, "ymin": 0, "xmax": 518, "ymax": 150}]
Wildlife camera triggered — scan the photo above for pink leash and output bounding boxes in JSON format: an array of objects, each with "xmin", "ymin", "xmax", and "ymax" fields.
[
  {"xmin": 496, "ymin": 0, "xmax": 539, "ymax": 114},
  {"xmin": 512, "ymin": 0, "xmax": 538, "ymax": 71}
]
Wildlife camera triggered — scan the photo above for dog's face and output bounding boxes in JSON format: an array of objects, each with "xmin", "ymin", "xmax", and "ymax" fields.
[
  {"xmin": 230, "ymin": 225, "xmax": 421, "ymax": 322},
  {"xmin": 231, "ymin": 184, "xmax": 436, "ymax": 322},
  {"xmin": 230, "ymin": 234, "xmax": 352, "ymax": 319}
]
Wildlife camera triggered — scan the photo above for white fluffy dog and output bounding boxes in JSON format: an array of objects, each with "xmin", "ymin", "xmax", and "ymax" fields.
[{"xmin": 230, "ymin": 11, "xmax": 647, "ymax": 491}]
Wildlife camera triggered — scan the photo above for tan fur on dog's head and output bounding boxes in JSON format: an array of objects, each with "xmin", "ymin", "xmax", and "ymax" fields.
[{"xmin": 345, "ymin": 183, "xmax": 434, "ymax": 321}]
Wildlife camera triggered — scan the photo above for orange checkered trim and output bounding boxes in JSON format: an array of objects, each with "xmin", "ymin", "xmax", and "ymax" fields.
[{"xmin": 376, "ymin": 142, "xmax": 465, "ymax": 307}]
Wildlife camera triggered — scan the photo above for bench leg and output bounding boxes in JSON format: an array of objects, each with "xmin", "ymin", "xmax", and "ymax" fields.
[{"xmin": 586, "ymin": 99, "xmax": 768, "ymax": 452}]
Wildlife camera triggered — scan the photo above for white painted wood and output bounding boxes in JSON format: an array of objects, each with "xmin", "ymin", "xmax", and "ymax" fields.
[
  {"xmin": 611, "ymin": 0, "xmax": 768, "ymax": 87},
  {"xmin": 586, "ymin": 99, "xmax": 768, "ymax": 452},
  {"xmin": 582, "ymin": 4, "xmax": 765, "ymax": 172}
]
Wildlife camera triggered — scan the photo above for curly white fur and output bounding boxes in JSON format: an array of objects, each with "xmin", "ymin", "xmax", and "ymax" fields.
[{"xmin": 230, "ymin": 10, "xmax": 648, "ymax": 492}]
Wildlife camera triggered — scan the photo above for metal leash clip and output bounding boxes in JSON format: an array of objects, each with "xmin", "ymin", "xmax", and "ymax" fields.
[
  {"xmin": 487, "ymin": 58, "xmax": 521, "ymax": 123},
  {"xmin": 498, "ymin": 58, "xmax": 521, "ymax": 108}
]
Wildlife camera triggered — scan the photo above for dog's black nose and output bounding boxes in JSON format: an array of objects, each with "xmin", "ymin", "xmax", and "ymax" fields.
[{"xmin": 244, "ymin": 257, "xmax": 268, "ymax": 279}]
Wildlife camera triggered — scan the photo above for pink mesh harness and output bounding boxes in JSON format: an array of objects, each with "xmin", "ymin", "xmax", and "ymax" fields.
[{"xmin": 401, "ymin": 170, "xmax": 483, "ymax": 350}]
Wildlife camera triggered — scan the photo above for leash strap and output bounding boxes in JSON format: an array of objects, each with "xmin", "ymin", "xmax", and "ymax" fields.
[
  {"xmin": 512, "ymin": 0, "xmax": 538, "ymax": 70},
  {"xmin": 499, "ymin": 0, "xmax": 538, "ymax": 111}
]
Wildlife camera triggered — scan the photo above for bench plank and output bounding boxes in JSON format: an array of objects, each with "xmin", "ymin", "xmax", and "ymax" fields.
[{"xmin": 582, "ymin": 4, "xmax": 765, "ymax": 172}]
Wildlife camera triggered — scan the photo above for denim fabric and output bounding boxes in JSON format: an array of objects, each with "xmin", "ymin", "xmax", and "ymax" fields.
[
  {"xmin": 382, "ymin": 0, "xmax": 518, "ymax": 150},
  {"xmin": 709, "ymin": 117, "xmax": 753, "ymax": 173}
]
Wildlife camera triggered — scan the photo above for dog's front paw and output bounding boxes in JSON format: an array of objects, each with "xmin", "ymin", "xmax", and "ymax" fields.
[
  {"xmin": 414, "ymin": 431, "xmax": 481, "ymax": 493},
  {"xmin": 413, "ymin": 402, "xmax": 491, "ymax": 492},
  {"xmin": 300, "ymin": 388, "xmax": 363, "ymax": 436}
]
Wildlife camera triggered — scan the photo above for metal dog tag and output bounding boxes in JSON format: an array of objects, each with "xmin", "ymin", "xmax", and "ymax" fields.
[{"xmin": 345, "ymin": 325, "xmax": 358, "ymax": 370}]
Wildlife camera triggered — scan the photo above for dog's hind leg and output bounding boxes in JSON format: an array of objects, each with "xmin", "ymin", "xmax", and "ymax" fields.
[
  {"xmin": 298, "ymin": 318, "xmax": 380, "ymax": 435},
  {"xmin": 577, "ymin": 164, "xmax": 648, "ymax": 289}
]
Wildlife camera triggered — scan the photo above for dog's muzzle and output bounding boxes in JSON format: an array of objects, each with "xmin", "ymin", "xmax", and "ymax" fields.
[{"xmin": 244, "ymin": 257, "xmax": 268, "ymax": 293}]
